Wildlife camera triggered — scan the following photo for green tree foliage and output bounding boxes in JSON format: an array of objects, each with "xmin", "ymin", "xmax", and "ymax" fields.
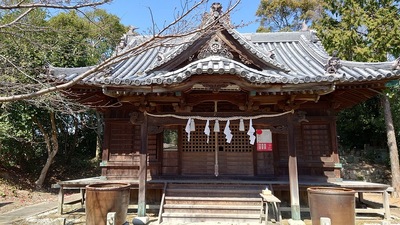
[
  {"xmin": 0, "ymin": 7, "xmax": 127, "ymax": 187},
  {"xmin": 337, "ymin": 97, "xmax": 386, "ymax": 149},
  {"xmin": 255, "ymin": 0, "xmax": 324, "ymax": 32},
  {"xmin": 313, "ymin": 0, "xmax": 400, "ymax": 61},
  {"xmin": 255, "ymin": 0, "xmax": 400, "ymax": 157},
  {"xmin": 47, "ymin": 9, "xmax": 127, "ymax": 67},
  {"xmin": 0, "ymin": 8, "xmax": 49, "ymax": 84},
  {"xmin": 311, "ymin": 0, "xmax": 400, "ymax": 150}
]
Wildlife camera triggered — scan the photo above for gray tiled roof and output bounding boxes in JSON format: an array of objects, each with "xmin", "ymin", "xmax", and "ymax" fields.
[{"xmin": 46, "ymin": 29, "xmax": 399, "ymax": 88}]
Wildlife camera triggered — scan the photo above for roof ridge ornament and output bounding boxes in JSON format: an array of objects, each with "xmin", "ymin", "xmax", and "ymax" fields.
[
  {"xmin": 325, "ymin": 50, "xmax": 341, "ymax": 74},
  {"xmin": 210, "ymin": 2, "xmax": 223, "ymax": 18},
  {"xmin": 392, "ymin": 57, "xmax": 400, "ymax": 70},
  {"xmin": 201, "ymin": 2, "xmax": 230, "ymax": 26}
]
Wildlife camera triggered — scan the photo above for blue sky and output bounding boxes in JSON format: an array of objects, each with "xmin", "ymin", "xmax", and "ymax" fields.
[{"xmin": 100, "ymin": 0, "xmax": 260, "ymax": 33}]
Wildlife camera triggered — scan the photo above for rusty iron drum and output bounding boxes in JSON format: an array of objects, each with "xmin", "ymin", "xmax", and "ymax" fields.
[
  {"xmin": 308, "ymin": 187, "xmax": 356, "ymax": 225},
  {"xmin": 86, "ymin": 183, "xmax": 130, "ymax": 225}
]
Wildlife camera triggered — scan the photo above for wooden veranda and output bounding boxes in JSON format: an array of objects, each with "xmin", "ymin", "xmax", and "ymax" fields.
[{"xmin": 55, "ymin": 176, "xmax": 392, "ymax": 223}]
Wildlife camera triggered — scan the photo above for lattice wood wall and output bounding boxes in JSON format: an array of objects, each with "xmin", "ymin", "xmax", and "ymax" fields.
[
  {"xmin": 301, "ymin": 124, "xmax": 331, "ymax": 161},
  {"xmin": 181, "ymin": 123, "xmax": 254, "ymax": 176},
  {"xmin": 181, "ymin": 124, "xmax": 253, "ymax": 152}
]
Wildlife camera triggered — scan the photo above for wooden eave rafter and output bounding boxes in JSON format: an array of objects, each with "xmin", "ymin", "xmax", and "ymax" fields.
[
  {"xmin": 100, "ymin": 75, "xmax": 336, "ymax": 113},
  {"xmin": 335, "ymin": 81, "xmax": 385, "ymax": 90},
  {"xmin": 118, "ymin": 94, "xmax": 182, "ymax": 104},
  {"xmin": 185, "ymin": 92, "xmax": 247, "ymax": 106},
  {"xmin": 101, "ymin": 74, "xmax": 336, "ymax": 96}
]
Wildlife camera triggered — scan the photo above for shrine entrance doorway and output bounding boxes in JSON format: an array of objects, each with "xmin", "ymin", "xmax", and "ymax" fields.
[{"xmin": 181, "ymin": 124, "xmax": 254, "ymax": 176}]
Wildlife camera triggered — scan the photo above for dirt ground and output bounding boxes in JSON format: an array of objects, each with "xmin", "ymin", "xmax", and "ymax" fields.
[
  {"xmin": 0, "ymin": 181, "xmax": 58, "ymax": 215},
  {"xmin": 3, "ymin": 191, "xmax": 400, "ymax": 225}
]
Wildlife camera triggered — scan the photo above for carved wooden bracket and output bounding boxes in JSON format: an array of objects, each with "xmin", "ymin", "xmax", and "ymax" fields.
[
  {"xmin": 269, "ymin": 125, "xmax": 287, "ymax": 134},
  {"xmin": 129, "ymin": 112, "xmax": 144, "ymax": 124},
  {"xmin": 148, "ymin": 125, "xmax": 164, "ymax": 134},
  {"xmin": 296, "ymin": 111, "xmax": 309, "ymax": 123}
]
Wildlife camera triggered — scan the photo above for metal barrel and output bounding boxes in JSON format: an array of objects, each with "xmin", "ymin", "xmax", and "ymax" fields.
[
  {"xmin": 86, "ymin": 183, "xmax": 130, "ymax": 225},
  {"xmin": 308, "ymin": 187, "xmax": 356, "ymax": 225}
]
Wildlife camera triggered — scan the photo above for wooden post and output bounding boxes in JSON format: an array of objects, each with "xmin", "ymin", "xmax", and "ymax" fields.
[
  {"xmin": 138, "ymin": 113, "xmax": 148, "ymax": 217},
  {"xmin": 58, "ymin": 185, "xmax": 64, "ymax": 214},
  {"xmin": 214, "ymin": 101, "xmax": 219, "ymax": 177},
  {"xmin": 287, "ymin": 113, "xmax": 301, "ymax": 220}
]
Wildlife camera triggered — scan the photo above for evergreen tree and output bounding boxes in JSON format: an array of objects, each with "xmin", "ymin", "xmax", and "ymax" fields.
[
  {"xmin": 314, "ymin": 0, "xmax": 400, "ymax": 61},
  {"xmin": 256, "ymin": 0, "xmax": 324, "ymax": 32}
]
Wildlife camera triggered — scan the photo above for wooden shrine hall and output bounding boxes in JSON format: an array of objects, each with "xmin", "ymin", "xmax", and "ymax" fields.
[{"xmin": 48, "ymin": 3, "xmax": 399, "ymax": 224}]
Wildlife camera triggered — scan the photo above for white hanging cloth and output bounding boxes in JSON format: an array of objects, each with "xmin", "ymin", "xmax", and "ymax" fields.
[
  {"xmin": 204, "ymin": 119, "xmax": 210, "ymax": 143},
  {"xmin": 185, "ymin": 118, "xmax": 191, "ymax": 142},
  {"xmin": 214, "ymin": 120, "xmax": 220, "ymax": 132},
  {"xmin": 247, "ymin": 119, "xmax": 256, "ymax": 145},
  {"xmin": 224, "ymin": 120, "xmax": 233, "ymax": 143},
  {"xmin": 190, "ymin": 118, "xmax": 196, "ymax": 131},
  {"xmin": 239, "ymin": 118, "xmax": 245, "ymax": 131}
]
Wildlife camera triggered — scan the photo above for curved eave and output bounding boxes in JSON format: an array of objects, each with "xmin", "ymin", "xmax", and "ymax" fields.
[
  {"xmin": 337, "ymin": 61, "xmax": 399, "ymax": 83},
  {"xmin": 86, "ymin": 56, "xmax": 343, "ymax": 87}
]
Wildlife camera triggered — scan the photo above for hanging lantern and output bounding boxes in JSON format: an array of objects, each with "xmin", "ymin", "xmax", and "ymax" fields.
[
  {"xmin": 239, "ymin": 118, "xmax": 245, "ymax": 131},
  {"xmin": 214, "ymin": 120, "xmax": 220, "ymax": 132}
]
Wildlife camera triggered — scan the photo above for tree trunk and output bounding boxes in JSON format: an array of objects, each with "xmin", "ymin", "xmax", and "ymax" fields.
[
  {"xmin": 382, "ymin": 95, "xmax": 400, "ymax": 197},
  {"xmin": 35, "ymin": 150, "xmax": 57, "ymax": 189},
  {"xmin": 34, "ymin": 111, "xmax": 59, "ymax": 189}
]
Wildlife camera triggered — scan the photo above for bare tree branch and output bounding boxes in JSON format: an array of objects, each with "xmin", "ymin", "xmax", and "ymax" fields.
[
  {"xmin": 0, "ymin": 0, "xmax": 241, "ymax": 102},
  {"xmin": 0, "ymin": 8, "xmax": 34, "ymax": 29},
  {"xmin": 0, "ymin": 0, "xmax": 111, "ymax": 10}
]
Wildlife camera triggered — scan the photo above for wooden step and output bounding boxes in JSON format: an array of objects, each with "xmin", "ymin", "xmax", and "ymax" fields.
[
  {"xmin": 163, "ymin": 204, "xmax": 260, "ymax": 214},
  {"xmin": 166, "ymin": 183, "xmax": 267, "ymax": 189},
  {"xmin": 163, "ymin": 204, "xmax": 260, "ymax": 210},
  {"xmin": 158, "ymin": 183, "xmax": 269, "ymax": 224},
  {"xmin": 161, "ymin": 212, "xmax": 260, "ymax": 223},
  {"xmin": 164, "ymin": 196, "xmax": 260, "ymax": 204},
  {"xmin": 166, "ymin": 189, "xmax": 260, "ymax": 197}
]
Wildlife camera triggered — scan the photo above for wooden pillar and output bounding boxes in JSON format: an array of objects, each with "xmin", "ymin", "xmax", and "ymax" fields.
[
  {"xmin": 101, "ymin": 120, "xmax": 110, "ymax": 177},
  {"xmin": 138, "ymin": 113, "xmax": 148, "ymax": 217},
  {"xmin": 287, "ymin": 113, "xmax": 301, "ymax": 220}
]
